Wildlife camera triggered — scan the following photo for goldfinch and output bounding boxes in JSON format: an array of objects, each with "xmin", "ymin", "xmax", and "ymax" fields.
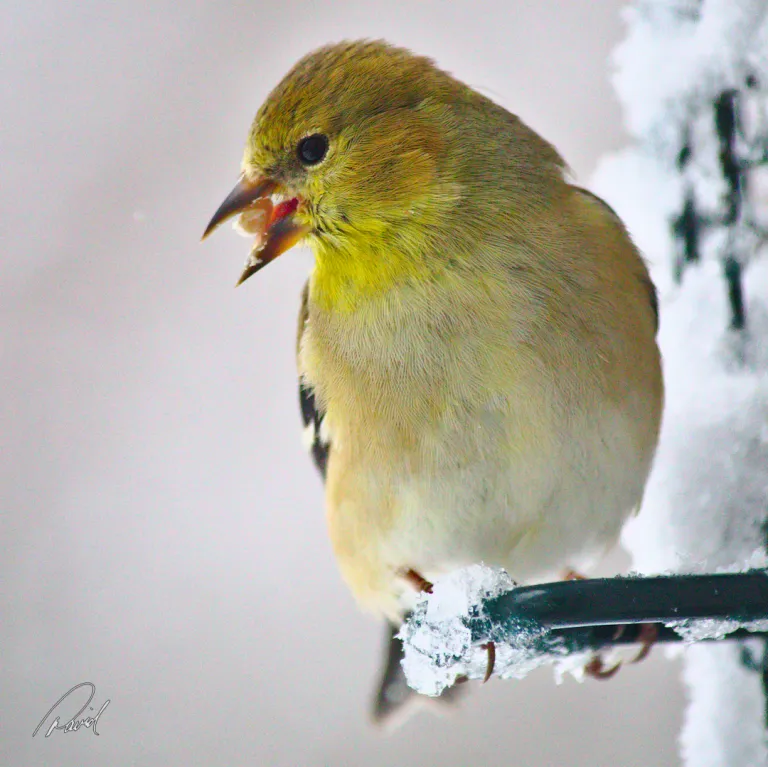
[{"xmin": 203, "ymin": 40, "xmax": 663, "ymax": 723}]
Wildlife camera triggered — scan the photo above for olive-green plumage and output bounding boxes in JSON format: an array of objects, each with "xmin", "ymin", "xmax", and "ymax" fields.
[{"xmin": 206, "ymin": 39, "xmax": 663, "ymax": 724}]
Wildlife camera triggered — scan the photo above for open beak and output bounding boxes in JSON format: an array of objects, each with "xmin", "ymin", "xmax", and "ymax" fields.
[{"xmin": 202, "ymin": 175, "xmax": 311, "ymax": 285}]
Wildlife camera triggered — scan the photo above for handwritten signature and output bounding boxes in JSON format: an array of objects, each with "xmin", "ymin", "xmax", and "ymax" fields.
[{"xmin": 33, "ymin": 682, "xmax": 110, "ymax": 737}]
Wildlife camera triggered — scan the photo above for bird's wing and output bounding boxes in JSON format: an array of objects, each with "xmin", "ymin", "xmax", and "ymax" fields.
[
  {"xmin": 297, "ymin": 282, "xmax": 330, "ymax": 478},
  {"xmin": 573, "ymin": 186, "xmax": 659, "ymax": 334}
]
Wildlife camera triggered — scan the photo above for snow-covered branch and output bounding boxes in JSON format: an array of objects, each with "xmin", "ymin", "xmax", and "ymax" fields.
[{"xmin": 613, "ymin": 1, "xmax": 768, "ymax": 332}]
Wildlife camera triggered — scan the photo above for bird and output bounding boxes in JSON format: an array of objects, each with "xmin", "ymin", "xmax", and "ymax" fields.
[{"xmin": 203, "ymin": 39, "xmax": 664, "ymax": 725}]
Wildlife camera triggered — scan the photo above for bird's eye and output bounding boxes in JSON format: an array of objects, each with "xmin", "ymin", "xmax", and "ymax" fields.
[{"xmin": 297, "ymin": 134, "xmax": 329, "ymax": 166}]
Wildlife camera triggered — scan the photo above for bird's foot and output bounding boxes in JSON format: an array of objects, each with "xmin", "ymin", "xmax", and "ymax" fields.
[
  {"xmin": 562, "ymin": 569, "xmax": 621, "ymax": 679},
  {"xmin": 560, "ymin": 569, "xmax": 658, "ymax": 679},
  {"xmin": 584, "ymin": 623, "xmax": 658, "ymax": 680}
]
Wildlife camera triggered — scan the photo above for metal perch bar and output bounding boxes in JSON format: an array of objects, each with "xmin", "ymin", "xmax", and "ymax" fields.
[{"xmin": 482, "ymin": 571, "xmax": 768, "ymax": 631}]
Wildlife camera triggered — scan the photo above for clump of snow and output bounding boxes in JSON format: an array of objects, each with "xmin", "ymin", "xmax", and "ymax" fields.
[{"xmin": 399, "ymin": 564, "xmax": 552, "ymax": 696}]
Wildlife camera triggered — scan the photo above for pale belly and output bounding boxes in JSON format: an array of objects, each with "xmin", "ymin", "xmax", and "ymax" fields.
[{"xmin": 324, "ymin": 401, "xmax": 649, "ymax": 622}]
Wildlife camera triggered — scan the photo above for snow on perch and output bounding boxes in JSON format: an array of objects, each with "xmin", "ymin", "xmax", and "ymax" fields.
[
  {"xmin": 400, "ymin": 565, "xmax": 768, "ymax": 698},
  {"xmin": 400, "ymin": 565, "xmax": 553, "ymax": 697}
]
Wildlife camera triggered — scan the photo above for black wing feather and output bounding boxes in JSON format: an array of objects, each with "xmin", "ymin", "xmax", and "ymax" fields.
[
  {"xmin": 296, "ymin": 281, "xmax": 330, "ymax": 480},
  {"xmin": 299, "ymin": 381, "xmax": 330, "ymax": 479}
]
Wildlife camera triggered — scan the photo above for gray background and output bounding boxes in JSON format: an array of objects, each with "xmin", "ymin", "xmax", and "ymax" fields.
[{"xmin": 3, "ymin": 1, "xmax": 683, "ymax": 765}]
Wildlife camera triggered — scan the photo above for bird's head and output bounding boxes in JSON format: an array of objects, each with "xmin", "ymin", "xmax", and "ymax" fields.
[{"xmin": 203, "ymin": 40, "xmax": 477, "ymax": 308}]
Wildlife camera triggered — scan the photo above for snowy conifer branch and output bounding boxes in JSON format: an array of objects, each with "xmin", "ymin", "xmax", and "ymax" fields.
[
  {"xmin": 585, "ymin": 3, "xmax": 768, "ymax": 762},
  {"xmin": 670, "ymin": 79, "xmax": 768, "ymax": 329},
  {"xmin": 399, "ymin": 565, "xmax": 768, "ymax": 696}
]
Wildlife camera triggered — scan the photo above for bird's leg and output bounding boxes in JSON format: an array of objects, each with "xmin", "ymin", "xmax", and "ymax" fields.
[{"xmin": 400, "ymin": 568, "xmax": 433, "ymax": 594}]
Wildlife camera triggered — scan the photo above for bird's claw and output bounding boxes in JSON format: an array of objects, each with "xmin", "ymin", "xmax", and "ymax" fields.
[
  {"xmin": 584, "ymin": 655, "xmax": 622, "ymax": 680},
  {"xmin": 584, "ymin": 622, "xmax": 658, "ymax": 680},
  {"xmin": 630, "ymin": 623, "xmax": 658, "ymax": 664},
  {"xmin": 481, "ymin": 641, "xmax": 496, "ymax": 683}
]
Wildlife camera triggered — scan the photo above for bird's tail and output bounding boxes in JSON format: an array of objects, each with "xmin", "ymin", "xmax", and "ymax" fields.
[{"xmin": 371, "ymin": 623, "xmax": 466, "ymax": 729}]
